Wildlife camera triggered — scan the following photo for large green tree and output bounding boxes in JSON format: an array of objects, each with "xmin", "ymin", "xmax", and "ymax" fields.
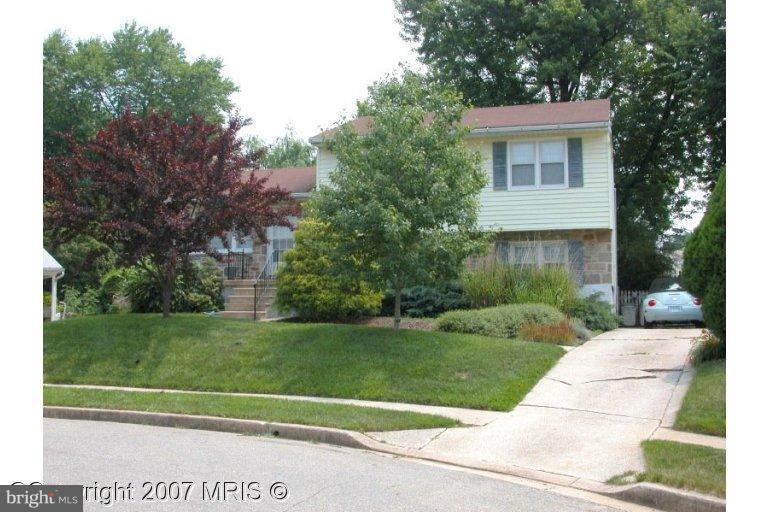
[
  {"xmin": 243, "ymin": 126, "xmax": 316, "ymax": 169},
  {"xmin": 397, "ymin": 0, "xmax": 725, "ymax": 289},
  {"xmin": 44, "ymin": 22, "xmax": 237, "ymax": 157},
  {"xmin": 312, "ymin": 71, "xmax": 487, "ymax": 329}
]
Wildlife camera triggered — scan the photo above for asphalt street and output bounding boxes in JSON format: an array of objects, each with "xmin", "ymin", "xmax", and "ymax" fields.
[{"xmin": 44, "ymin": 418, "xmax": 633, "ymax": 511}]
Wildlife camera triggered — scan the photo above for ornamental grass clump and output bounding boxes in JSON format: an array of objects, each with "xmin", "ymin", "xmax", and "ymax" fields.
[
  {"xmin": 462, "ymin": 261, "xmax": 578, "ymax": 311},
  {"xmin": 518, "ymin": 319, "xmax": 579, "ymax": 345}
]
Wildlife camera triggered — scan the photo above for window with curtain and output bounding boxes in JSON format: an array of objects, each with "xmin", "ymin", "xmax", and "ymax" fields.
[
  {"xmin": 510, "ymin": 142, "xmax": 536, "ymax": 187},
  {"xmin": 539, "ymin": 141, "xmax": 566, "ymax": 186}
]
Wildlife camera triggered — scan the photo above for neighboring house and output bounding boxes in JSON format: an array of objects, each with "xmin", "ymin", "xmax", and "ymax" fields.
[
  {"xmin": 44, "ymin": 248, "xmax": 65, "ymax": 321},
  {"xmin": 309, "ymin": 99, "xmax": 618, "ymax": 306},
  {"xmin": 207, "ymin": 166, "xmax": 314, "ymax": 319},
  {"xmin": 219, "ymin": 99, "xmax": 618, "ymax": 318}
]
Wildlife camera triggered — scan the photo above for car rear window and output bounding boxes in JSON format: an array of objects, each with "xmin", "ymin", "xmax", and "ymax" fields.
[{"xmin": 649, "ymin": 277, "xmax": 687, "ymax": 293}]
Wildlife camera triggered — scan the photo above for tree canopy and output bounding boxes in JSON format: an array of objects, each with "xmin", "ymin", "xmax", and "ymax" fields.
[
  {"xmin": 397, "ymin": 0, "xmax": 725, "ymax": 289},
  {"xmin": 243, "ymin": 126, "xmax": 316, "ymax": 169},
  {"xmin": 44, "ymin": 110, "xmax": 296, "ymax": 316},
  {"xmin": 44, "ymin": 22, "xmax": 238, "ymax": 157},
  {"xmin": 311, "ymin": 70, "xmax": 487, "ymax": 328}
]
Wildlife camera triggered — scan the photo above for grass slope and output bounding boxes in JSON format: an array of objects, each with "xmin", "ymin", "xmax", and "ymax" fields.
[
  {"xmin": 44, "ymin": 314, "xmax": 563, "ymax": 411},
  {"xmin": 44, "ymin": 387, "xmax": 456, "ymax": 432},
  {"xmin": 641, "ymin": 440, "xmax": 725, "ymax": 497},
  {"xmin": 608, "ymin": 441, "xmax": 725, "ymax": 498},
  {"xmin": 675, "ymin": 360, "xmax": 726, "ymax": 437}
]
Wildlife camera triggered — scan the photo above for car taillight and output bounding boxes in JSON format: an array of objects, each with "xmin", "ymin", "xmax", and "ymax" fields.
[
  {"xmin": 693, "ymin": 297, "xmax": 701, "ymax": 305},
  {"xmin": 648, "ymin": 299, "xmax": 657, "ymax": 307}
]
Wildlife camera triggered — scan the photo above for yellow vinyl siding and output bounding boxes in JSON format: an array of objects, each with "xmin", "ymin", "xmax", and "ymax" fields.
[
  {"xmin": 315, "ymin": 128, "xmax": 613, "ymax": 233},
  {"xmin": 470, "ymin": 128, "xmax": 612, "ymax": 231},
  {"xmin": 316, "ymin": 148, "xmax": 338, "ymax": 188}
]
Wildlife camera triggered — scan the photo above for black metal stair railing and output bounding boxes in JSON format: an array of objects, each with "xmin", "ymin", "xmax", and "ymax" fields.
[{"xmin": 252, "ymin": 250, "xmax": 282, "ymax": 321}]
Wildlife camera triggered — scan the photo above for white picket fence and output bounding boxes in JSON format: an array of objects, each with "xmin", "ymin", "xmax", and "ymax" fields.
[{"xmin": 618, "ymin": 289, "xmax": 648, "ymax": 326}]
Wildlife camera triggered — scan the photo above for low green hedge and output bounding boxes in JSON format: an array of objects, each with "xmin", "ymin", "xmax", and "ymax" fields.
[
  {"xmin": 564, "ymin": 293, "xmax": 619, "ymax": 332},
  {"xmin": 436, "ymin": 303, "xmax": 565, "ymax": 339}
]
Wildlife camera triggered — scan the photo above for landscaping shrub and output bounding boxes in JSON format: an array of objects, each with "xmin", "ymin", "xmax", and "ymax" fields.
[
  {"xmin": 569, "ymin": 318, "xmax": 593, "ymax": 342},
  {"xmin": 565, "ymin": 293, "xmax": 620, "ymax": 332},
  {"xmin": 518, "ymin": 319, "xmax": 578, "ymax": 345},
  {"xmin": 436, "ymin": 303, "xmax": 565, "ymax": 339},
  {"xmin": 122, "ymin": 257, "xmax": 223, "ymax": 313},
  {"xmin": 462, "ymin": 262, "xmax": 578, "ymax": 311},
  {"xmin": 691, "ymin": 330, "xmax": 726, "ymax": 364},
  {"xmin": 380, "ymin": 282, "xmax": 469, "ymax": 318},
  {"xmin": 275, "ymin": 218, "xmax": 383, "ymax": 321},
  {"xmin": 683, "ymin": 171, "xmax": 725, "ymax": 354},
  {"xmin": 61, "ymin": 286, "xmax": 103, "ymax": 316}
]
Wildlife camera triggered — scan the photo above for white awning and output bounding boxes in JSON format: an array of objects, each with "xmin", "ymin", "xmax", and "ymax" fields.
[{"xmin": 43, "ymin": 248, "xmax": 64, "ymax": 278}]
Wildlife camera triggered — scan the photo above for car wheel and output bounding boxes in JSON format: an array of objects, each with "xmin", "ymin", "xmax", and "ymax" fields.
[{"xmin": 644, "ymin": 319, "xmax": 654, "ymax": 329}]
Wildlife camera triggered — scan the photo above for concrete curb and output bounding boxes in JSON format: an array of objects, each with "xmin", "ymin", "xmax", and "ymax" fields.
[
  {"xmin": 43, "ymin": 406, "xmax": 371, "ymax": 450},
  {"xmin": 44, "ymin": 407, "xmax": 725, "ymax": 512}
]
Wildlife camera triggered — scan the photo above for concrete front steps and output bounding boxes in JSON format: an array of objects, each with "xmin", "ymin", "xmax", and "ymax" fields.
[{"xmin": 222, "ymin": 279, "xmax": 276, "ymax": 320}]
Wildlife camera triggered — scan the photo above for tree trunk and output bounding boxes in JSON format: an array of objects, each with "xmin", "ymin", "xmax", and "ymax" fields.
[
  {"xmin": 160, "ymin": 274, "xmax": 173, "ymax": 318},
  {"xmin": 393, "ymin": 281, "xmax": 402, "ymax": 331}
]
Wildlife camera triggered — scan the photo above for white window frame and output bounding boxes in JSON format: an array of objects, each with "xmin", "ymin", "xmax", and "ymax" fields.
[{"xmin": 505, "ymin": 139, "xmax": 569, "ymax": 190}]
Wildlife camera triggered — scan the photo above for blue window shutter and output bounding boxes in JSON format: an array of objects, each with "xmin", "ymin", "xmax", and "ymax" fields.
[
  {"xmin": 568, "ymin": 239, "xmax": 585, "ymax": 285},
  {"xmin": 568, "ymin": 138, "xmax": 583, "ymax": 187},
  {"xmin": 492, "ymin": 142, "xmax": 507, "ymax": 190}
]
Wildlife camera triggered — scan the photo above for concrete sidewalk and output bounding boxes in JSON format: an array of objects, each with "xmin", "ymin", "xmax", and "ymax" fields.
[{"xmin": 369, "ymin": 328, "xmax": 702, "ymax": 483}]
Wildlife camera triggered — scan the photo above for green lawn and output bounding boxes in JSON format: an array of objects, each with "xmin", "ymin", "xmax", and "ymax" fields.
[
  {"xmin": 608, "ymin": 441, "xmax": 725, "ymax": 498},
  {"xmin": 44, "ymin": 314, "xmax": 563, "ymax": 411},
  {"xmin": 44, "ymin": 386, "xmax": 455, "ymax": 432},
  {"xmin": 643, "ymin": 440, "xmax": 725, "ymax": 497},
  {"xmin": 675, "ymin": 360, "xmax": 726, "ymax": 437}
]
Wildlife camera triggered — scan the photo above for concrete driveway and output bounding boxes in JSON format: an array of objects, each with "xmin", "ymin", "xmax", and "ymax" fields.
[{"xmin": 387, "ymin": 328, "xmax": 700, "ymax": 483}]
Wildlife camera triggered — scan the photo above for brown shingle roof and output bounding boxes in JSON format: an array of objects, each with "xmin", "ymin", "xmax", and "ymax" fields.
[
  {"xmin": 310, "ymin": 99, "xmax": 610, "ymax": 142},
  {"xmin": 244, "ymin": 166, "xmax": 315, "ymax": 194},
  {"xmin": 463, "ymin": 99, "xmax": 610, "ymax": 129}
]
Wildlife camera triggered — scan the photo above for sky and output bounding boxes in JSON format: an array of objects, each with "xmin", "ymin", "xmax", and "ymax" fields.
[
  {"xmin": 39, "ymin": 0, "xmax": 704, "ymax": 230},
  {"xmin": 40, "ymin": 0, "xmax": 421, "ymax": 143}
]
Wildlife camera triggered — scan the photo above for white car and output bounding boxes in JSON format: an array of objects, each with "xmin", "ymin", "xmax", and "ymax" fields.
[{"xmin": 642, "ymin": 277, "xmax": 704, "ymax": 328}]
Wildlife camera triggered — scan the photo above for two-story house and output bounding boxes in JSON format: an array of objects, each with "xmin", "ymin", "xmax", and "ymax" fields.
[{"xmin": 221, "ymin": 99, "xmax": 617, "ymax": 318}]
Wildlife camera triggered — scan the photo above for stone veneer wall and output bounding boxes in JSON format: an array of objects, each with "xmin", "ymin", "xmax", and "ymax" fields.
[{"xmin": 474, "ymin": 229, "xmax": 613, "ymax": 285}]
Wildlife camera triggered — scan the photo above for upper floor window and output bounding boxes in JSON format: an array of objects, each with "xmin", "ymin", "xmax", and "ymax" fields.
[
  {"xmin": 539, "ymin": 141, "xmax": 566, "ymax": 186},
  {"xmin": 494, "ymin": 138, "xmax": 581, "ymax": 190},
  {"xmin": 510, "ymin": 142, "xmax": 536, "ymax": 187}
]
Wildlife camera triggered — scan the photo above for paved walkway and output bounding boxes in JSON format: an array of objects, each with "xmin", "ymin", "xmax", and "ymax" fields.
[{"xmin": 369, "ymin": 328, "xmax": 702, "ymax": 483}]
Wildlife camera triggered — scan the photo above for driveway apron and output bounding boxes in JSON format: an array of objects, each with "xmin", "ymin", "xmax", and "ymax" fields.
[{"xmin": 384, "ymin": 328, "xmax": 700, "ymax": 483}]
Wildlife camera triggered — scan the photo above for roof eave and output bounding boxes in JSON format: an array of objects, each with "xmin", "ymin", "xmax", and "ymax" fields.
[
  {"xmin": 465, "ymin": 121, "xmax": 610, "ymax": 137},
  {"xmin": 309, "ymin": 120, "xmax": 610, "ymax": 144}
]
